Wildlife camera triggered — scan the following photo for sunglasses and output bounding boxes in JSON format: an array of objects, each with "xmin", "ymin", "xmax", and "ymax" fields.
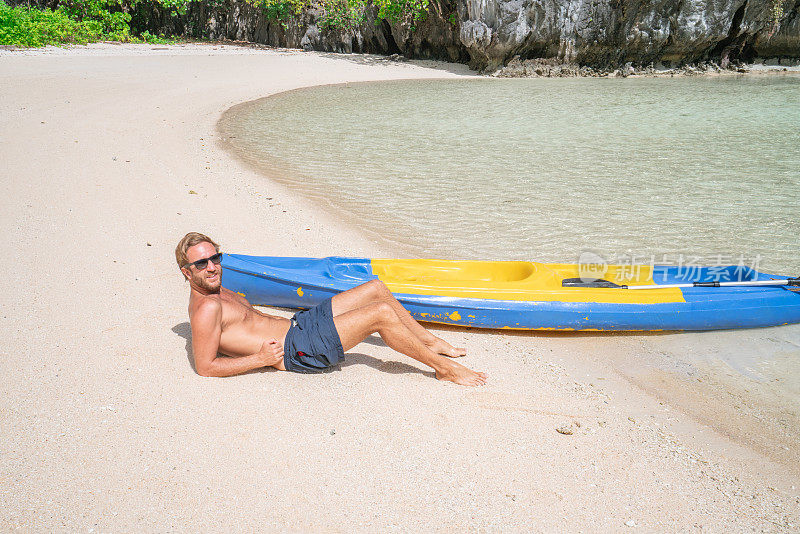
[{"xmin": 184, "ymin": 252, "xmax": 223, "ymax": 270}]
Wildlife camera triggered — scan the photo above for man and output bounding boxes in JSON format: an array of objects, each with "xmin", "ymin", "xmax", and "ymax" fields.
[{"xmin": 176, "ymin": 232, "xmax": 487, "ymax": 386}]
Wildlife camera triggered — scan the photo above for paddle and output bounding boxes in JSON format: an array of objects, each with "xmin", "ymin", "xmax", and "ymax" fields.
[{"xmin": 562, "ymin": 277, "xmax": 800, "ymax": 290}]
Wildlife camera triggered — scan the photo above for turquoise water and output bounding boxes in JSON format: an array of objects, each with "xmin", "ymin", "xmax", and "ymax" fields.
[
  {"xmin": 220, "ymin": 75, "xmax": 800, "ymax": 469},
  {"xmin": 221, "ymin": 76, "xmax": 800, "ymax": 274}
]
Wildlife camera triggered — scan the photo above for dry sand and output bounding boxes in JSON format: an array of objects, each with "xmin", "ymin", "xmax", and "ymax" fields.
[{"xmin": 1, "ymin": 42, "xmax": 799, "ymax": 531}]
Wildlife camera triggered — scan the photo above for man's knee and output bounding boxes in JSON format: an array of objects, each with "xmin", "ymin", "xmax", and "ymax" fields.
[
  {"xmin": 366, "ymin": 279, "xmax": 391, "ymax": 298},
  {"xmin": 371, "ymin": 301, "xmax": 397, "ymax": 327}
]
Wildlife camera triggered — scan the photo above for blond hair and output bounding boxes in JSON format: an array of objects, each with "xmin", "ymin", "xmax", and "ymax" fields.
[{"xmin": 175, "ymin": 232, "xmax": 220, "ymax": 269}]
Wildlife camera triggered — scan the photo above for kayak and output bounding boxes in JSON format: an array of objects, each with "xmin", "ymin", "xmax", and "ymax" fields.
[{"xmin": 220, "ymin": 255, "xmax": 800, "ymax": 331}]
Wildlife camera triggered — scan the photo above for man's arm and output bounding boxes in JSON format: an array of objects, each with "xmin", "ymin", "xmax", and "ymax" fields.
[{"xmin": 190, "ymin": 301, "xmax": 283, "ymax": 377}]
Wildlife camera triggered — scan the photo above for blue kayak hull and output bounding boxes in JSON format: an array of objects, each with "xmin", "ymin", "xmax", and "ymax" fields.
[{"xmin": 221, "ymin": 254, "xmax": 800, "ymax": 331}]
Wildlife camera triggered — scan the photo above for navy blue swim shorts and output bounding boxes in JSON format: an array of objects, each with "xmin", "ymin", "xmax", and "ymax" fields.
[{"xmin": 283, "ymin": 297, "xmax": 345, "ymax": 373}]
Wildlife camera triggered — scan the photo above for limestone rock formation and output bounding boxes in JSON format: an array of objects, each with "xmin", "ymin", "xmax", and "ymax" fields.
[
  {"xmin": 456, "ymin": 0, "xmax": 800, "ymax": 70},
  {"xmin": 185, "ymin": 0, "xmax": 798, "ymax": 69}
]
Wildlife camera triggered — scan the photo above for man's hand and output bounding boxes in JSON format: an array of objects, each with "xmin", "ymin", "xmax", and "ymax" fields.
[{"xmin": 256, "ymin": 338, "xmax": 284, "ymax": 367}]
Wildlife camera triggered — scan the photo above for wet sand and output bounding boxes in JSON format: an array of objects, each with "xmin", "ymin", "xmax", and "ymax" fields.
[
  {"xmin": 1, "ymin": 42, "xmax": 799, "ymax": 531},
  {"xmin": 608, "ymin": 327, "xmax": 800, "ymax": 473}
]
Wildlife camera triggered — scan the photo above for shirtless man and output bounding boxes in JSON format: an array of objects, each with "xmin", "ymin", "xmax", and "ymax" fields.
[{"xmin": 176, "ymin": 232, "xmax": 487, "ymax": 386}]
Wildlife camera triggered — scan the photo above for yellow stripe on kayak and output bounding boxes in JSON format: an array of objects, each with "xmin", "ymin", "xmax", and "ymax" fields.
[{"xmin": 371, "ymin": 259, "xmax": 685, "ymax": 304}]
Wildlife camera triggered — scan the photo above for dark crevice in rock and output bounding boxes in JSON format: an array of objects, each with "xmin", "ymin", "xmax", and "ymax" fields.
[
  {"xmin": 709, "ymin": 1, "xmax": 749, "ymax": 67},
  {"xmin": 517, "ymin": 42, "xmax": 550, "ymax": 62},
  {"xmin": 380, "ymin": 19, "xmax": 403, "ymax": 55}
]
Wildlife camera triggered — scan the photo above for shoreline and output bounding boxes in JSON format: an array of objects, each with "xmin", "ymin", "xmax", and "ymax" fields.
[
  {"xmin": 2, "ymin": 42, "xmax": 799, "ymax": 531},
  {"xmin": 493, "ymin": 56, "xmax": 800, "ymax": 78}
]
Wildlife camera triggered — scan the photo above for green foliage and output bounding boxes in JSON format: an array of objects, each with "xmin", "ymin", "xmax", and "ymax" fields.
[
  {"xmin": 319, "ymin": 0, "xmax": 365, "ymax": 31},
  {"xmin": 772, "ymin": 0, "xmax": 784, "ymax": 19},
  {"xmin": 250, "ymin": 0, "xmax": 304, "ymax": 28},
  {"xmin": 0, "ymin": 0, "xmax": 435, "ymax": 48},
  {"xmin": 771, "ymin": 0, "xmax": 784, "ymax": 25},
  {"xmin": 373, "ymin": 0, "xmax": 428, "ymax": 24},
  {"xmin": 59, "ymin": 0, "xmax": 131, "ymax": 37},
  {"xmin": 248, "ymin": 0, "xmax": 430, "ymax": 32},
  {"xmin": 0, "ymin": 0, "xmax": 183, "ymax": 46},
  {"xmin": 242, "ymin": 0, "xmax": 430, "ymax": 32},
  {"xmin": 156, "ymin": 0, "xmax": 192, "ymax": 15},
  {"xmin": 0, "ymin": 1, "xmax": 103, "ymax": 46},
  {"xmin": 768, "ymin": 0, "xmax": 785, "ymax": 37},
  {"xmin": 138, "ymin": 29, "xmax": 175, "ymax": 42}
]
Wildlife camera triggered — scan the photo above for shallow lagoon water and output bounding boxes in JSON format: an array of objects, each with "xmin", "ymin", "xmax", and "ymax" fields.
[
  {"xmin": 220, "ymin": 75, "xmax": 800, "ymax": 469},
  {"xmin": 222, "ymin": 76, "xmax": 800, "ymax": 274}
]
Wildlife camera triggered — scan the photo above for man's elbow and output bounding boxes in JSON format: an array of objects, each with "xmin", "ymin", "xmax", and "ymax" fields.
[{"xmin": 195, "ymin": 361, "xmax": 218, "ymax": 377}]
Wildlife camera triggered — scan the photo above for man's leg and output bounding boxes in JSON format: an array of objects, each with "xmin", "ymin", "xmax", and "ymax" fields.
[
  {"xmin": 330, "ymin": 280, "xmax": 466, "ymax": 357},
  {"xmin": 332, "ymin": 301, "xmax": 486, "ymax": 386}
]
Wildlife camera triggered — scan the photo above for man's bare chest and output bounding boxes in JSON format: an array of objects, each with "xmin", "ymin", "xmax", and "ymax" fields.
[{"xmin": 219, "ymin": 295, "xmax": 256, "ymax": 329}]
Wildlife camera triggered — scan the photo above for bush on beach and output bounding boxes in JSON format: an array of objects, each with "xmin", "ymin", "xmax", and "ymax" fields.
[
  {"xmin": 1, "ymin": 0, "xmax": 102, "ymax": 46},
  {"xmin": 0, "ymin": 0, "xmax": 172, "ymax": 45}
]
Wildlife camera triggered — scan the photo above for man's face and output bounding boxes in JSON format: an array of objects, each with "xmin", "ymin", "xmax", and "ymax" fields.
[{"xmin": 182, "ymin": 241, "xmax": 222, "ymax": 293}]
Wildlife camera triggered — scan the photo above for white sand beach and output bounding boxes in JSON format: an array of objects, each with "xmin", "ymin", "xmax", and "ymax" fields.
[{"xmin": 1, "ymin": 43, "xmax": 799, "ymax": 531}]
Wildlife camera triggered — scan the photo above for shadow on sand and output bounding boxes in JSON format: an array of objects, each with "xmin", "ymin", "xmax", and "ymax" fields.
[
  {"xmin": 339, "ymin": 351, "xmax": 434, "ymax": 378},
  {"xmin": 216, "ymin": 40, "xmax": 476, "ymax": 77},
  {"xmin": 172, "ymin": 322, "xmax": 195, "ymax": 372},
  {"xmin": 424, "ymin": 321, "xmax": 680, "ymax": 339},
  {"xmin": 312, "ymin": 51, "xmax": 477, "ymax": 77}
]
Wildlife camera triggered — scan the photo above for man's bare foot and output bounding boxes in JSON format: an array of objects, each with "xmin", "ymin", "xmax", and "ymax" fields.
[
  {"xmin": 435, "ymin": 360, "xmax": 487, "ymax": 386},
  {"xmin": 427, "ymin": 337, "xmax": 467, "ymax": 358}
]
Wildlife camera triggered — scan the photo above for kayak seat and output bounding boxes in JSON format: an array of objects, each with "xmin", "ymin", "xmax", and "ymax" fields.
[{"xmin": 371, "ymin": 260, "xmax": 555, "ymax": 285}]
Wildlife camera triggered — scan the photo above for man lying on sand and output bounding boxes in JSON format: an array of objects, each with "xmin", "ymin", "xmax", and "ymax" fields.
[{"xmin": 176, "ymin": 232, "xmax": 487, "ymax": 386}]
